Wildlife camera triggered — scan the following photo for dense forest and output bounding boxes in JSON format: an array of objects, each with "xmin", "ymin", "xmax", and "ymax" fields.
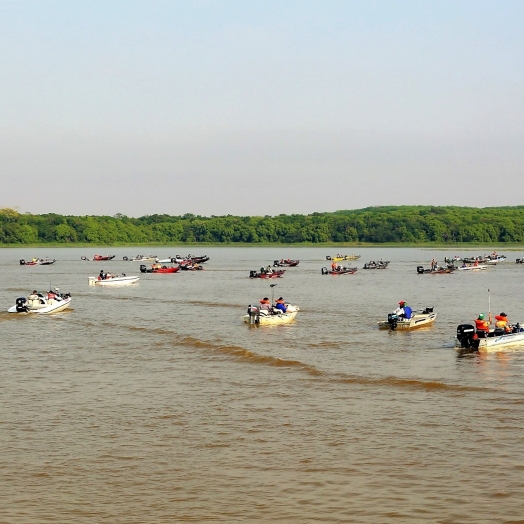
[{"xmin": 1, "ymin": 206, "xmax": 524, "ymax": 245}]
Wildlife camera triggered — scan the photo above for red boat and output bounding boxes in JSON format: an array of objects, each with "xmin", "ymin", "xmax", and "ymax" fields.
[
  {"xmin": 82, "ymin": 255, "xmax": 116, "ymax": 261},
  {"xmin": 273, "ymin": 259, "xmax": 299, "ymax": 267},
  {"xmin": 321, "ymin": 267, "xmax": 357, "ymax": 275},
  {"xmin": 140, "ymin": 264, "xmax": 179, "ymax": 274},
  {"xmin": 249, "ymin": 270, "xmax": 285, "ymax": 279}
]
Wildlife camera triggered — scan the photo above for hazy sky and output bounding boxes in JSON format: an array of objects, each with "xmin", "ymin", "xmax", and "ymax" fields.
[{"xmin": 1, "ymin": 0, "xmax": 523, "ymax": 216}]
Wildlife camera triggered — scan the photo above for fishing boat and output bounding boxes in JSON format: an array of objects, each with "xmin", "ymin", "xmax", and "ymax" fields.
[
  {"xmin": 140, "ymin": 264, "xmax": 179, "ymax": 274},
  {"xmin": 326, "ymin": 254, "xmax": 361, "ymax": 261},
  {"xmin": 363, "ymin": 260, "xmax": 390, "ymax": 269},
  {"xmin": 88, "ymin": 274, "xmax": 140, "ymax": 285},
  {"xmin": 249, "ymin": 269, "xmax": 285, "ymax": 279},
  {"xmin": 8, "ymin": 289, "xmax": 72, "ymax": 314},
  {"xmin": 243, "ymin": 304, "xmax": 300, "ymax": 325},
  {"xmin": 455, "ymin": 323, "xmax": 524, "ymax": 353},
  {"xmin": 173, "ymin": 254, "xmax": 210, "ymax": 264},
  {"xmin": 123, "ymin": 255, "xmax": 157, "ymax": 262},
  {"xmin": 416, "ymin": 265, "xmax": 455, "ymax": 274},
  {"xmin": 321, "ymin": 266, "xmax": 357, "ymax": 275},
  {"xmin": 178, "ymin": 261, "xmax": 204, "ymax": 271},
  {"xmin": 377, "ymin": 307, "xmax": 436, "ymax": 330},
  {"xmin": 81, "ymin": 255, "xmax": 116, "ymax": 261},
  {"xmin": 444, "ymin": 256, "xmax": 463, "ymax": 264},
  {"xmin": 19, "ymin": 258, "xmax": 56, "ymax": 266},
  {"xmin": 457, "ymin": 263, "xmax": 488, "ymax": 271},
  {"xmin": 273, "ymin": 259, "xmax": 300, "ymax": 267}
]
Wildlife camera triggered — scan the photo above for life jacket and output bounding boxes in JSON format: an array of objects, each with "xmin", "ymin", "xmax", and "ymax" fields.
[
  {"xmin": 403, "ymin": 306, "xmax": 412, "ymax": 319},
  {"xmin": 475, "ymin": 319, "xmax": 490, "ymax": 332},
  {"xmin": 494, "ymin": 315, "xmax": 510, "ymax": 332}
]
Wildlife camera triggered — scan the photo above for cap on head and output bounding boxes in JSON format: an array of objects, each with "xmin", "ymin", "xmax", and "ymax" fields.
[
  {"xmin": 399, "ymin": 301, "xmax": 406, "ymax": 305},
  {"xmin": 278, "ymin": 297, "xmax": 283, "ymax": 300},
  {"xmin": 500, "ymin": 312, "xmax": 507, "ymax": 317},
  {"xmin": 478, "ymin": 313, "xmax": 485, "ymax": 320}
]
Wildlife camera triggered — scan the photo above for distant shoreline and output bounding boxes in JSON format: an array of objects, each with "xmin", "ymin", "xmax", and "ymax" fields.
[{"xmin": 2, "ymin": 242, "xmax": 524, "ymax": 250}]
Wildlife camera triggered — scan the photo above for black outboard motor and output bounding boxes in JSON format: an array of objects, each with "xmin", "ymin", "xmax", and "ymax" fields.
[
  {"xmin": 321, "ymin": 267, "xmax": 329, "ymax": 275},
  {"xmin": 456, "ymin": 324, "xmax": 479, "ymax": 350},
  {"xmin": 517, "ymin": 258, "xmax": 523, "ymax": 264},
  {"xmin": 139, "ymin": 264, "xmax": 147, "ymax": 273},
  {"xmin": 273, "ymin": 260, "xmax": 279, "ymax": 267},
  {"xmin": 15, "ymin": 297, "xmax": 29, "ymax": 313},
  {"xmin": 388, "ymin": 313, "xmax": 398, "ymax": 330},
  {"xmin": 416, "ymin": 266, "xmax": 425, "ymax": 274},
  {"xmin": 19, "ymin": 259, "xmax": 26, "ymax": 265},
  {"xmin": 249, "ymin": 270, "xmax": 258, "ymax": 278},
  {"xmin": 422, "ymin": 306, "xmax": 434, "ymax": 314}
]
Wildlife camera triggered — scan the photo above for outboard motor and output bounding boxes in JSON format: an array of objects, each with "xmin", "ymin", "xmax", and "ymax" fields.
[
  {"xmin": 387, "ymin": 313, "xmax": 398, "ymax": 330},
  {"xmin": 422, "ymin": 306, "xmax": 434, "ymax": 314},
  {"xmin": 326, "ymin": 256, "xmax": 332, "ymax": 260},
  {"xmin": 247, "ymin": 305, "xmax": 260, "ymax": 325},
  {"xmin": 19, "ymin": 259, "xmax": 26, "ymax": 265},
  {"xmin": 15, "ymin": 297, "xmax": 29, "ymax": 313},
  {"xmin": 249, "ymin": 270, "xmax": 258, "ymax": 278},
  {"xmin": 456, "ymin": 324, "xmax": 479, "ymax": 350},
  {"xmin": 517, "ymin": 258, "xmax": 523, "ymax": 264},
  {"xmin": 273, "ymin": 260, "xmax": 279, "ymax": 267},
  {"xmin": 139, "ymin": 264, "xmax": 147, "ymax": 273},
  {"xmin": 321, "ymin": 267, "xmax": 329, "ymax": 275},
  {"xmin": 416, "ymin": 266, "xmax": 425, "ymax": 274}
]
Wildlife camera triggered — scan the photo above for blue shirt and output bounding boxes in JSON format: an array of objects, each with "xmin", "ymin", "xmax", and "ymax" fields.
[{"xmin": 403, "ymin": 306, "xmax": 412, "ymax": 319}]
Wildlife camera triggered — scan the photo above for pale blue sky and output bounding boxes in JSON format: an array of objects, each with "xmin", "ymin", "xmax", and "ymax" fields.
[{"xmin": 1, "ymin": 0, "xmax": 523, "ymax": 216}]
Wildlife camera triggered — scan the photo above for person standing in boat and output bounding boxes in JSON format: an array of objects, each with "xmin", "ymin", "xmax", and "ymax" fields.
[
  {"xmin": 99, "ymin": 269, "xmax": 106, "ymax": 280},
  {"xmin": 431, "ymin": 258, "xmax": 437, "ymax": 270},
  {"xmin": 474, "ymin": 313, "xmax": 491, "ymax": 337}
]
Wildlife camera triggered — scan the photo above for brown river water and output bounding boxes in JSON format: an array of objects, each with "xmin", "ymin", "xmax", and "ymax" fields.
[{"xmin": 1, "ymin": 247, "xmax": 524, "ymax": 523}]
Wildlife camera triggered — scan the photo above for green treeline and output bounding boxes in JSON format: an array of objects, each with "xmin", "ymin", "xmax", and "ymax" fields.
[{"xmin": 1, "ymin": 206, "xmax": 524, "ymax": 245}]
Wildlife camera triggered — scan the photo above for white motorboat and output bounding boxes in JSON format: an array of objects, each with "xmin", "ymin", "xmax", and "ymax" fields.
[
  {"xmin": 88, "ymin": 274, "xmax": 140, "ymax": 286},
  {"xmin": 457, "ymin": 263, "xmax": 488, "ymax": 271},
  {"xmin": 378, "ymin": 307, "xmax": 437, "ymax": 330},
  {"xmin": 243, "ymin": 304, "xmax": 300, "ymax": 326},
  {"xmin": 456, "ymin": 323, "xmax": 524, "ymax": 353},
  {"xmin": 8, "ymin": 290, "xmax": 72, "ymax": 314}
]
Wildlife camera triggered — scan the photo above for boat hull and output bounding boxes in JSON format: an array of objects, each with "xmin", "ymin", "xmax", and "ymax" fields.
[
  {"xmin": 457, "ymin": 265, "xmax": 488, "ymax": 271},
  {"xmin": 242, "ymin": 310, "xmax": 298, "ymax": 326},
  {"xmin": 455, "ymin": 330, "xmax": 524, "ymax": 353}
]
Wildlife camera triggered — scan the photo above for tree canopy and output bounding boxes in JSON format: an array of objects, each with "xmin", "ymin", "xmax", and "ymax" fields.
[{"xmin": 1, "ymin": 206, "xmax": 524, "ymax": 244}]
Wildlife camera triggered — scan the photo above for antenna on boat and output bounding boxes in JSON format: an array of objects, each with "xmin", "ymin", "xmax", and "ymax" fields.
[
  {"xmin": 488, "ymin": 288, "xmax": 491, "ymax": 319},
  {"xmin": 270, "ymin": 283, "xmax": 277, "ymax": 305}
]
